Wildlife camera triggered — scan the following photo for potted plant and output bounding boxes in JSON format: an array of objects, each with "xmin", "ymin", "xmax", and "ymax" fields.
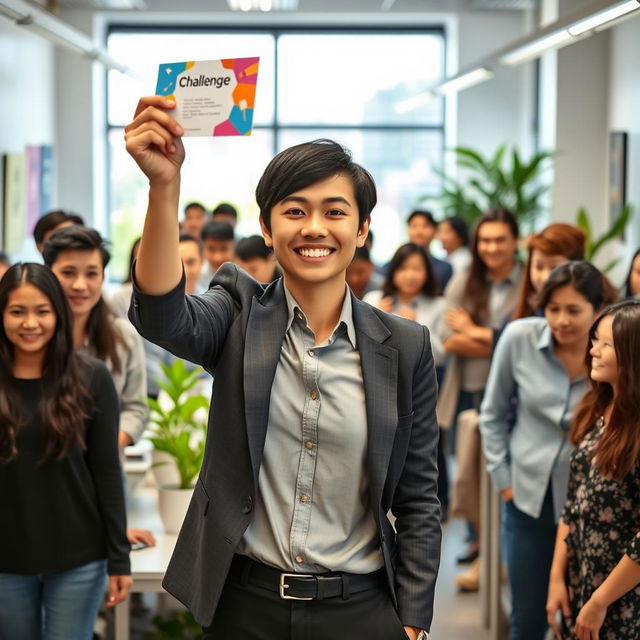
[
  {"xmin": 428, "ymin": 144, "xmax": 554, "ymax": 229},
  {"xmin": 147, "ymin": 359, "xmax": 209, "ymax": 534},
  {"xmin": 576, "ymin": 204, "xmax": 633, "ymax": 274}
]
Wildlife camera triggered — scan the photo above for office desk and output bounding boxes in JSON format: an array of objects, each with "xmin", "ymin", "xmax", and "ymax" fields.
[{"xmin": 114, "ymin": 487, "xmax": 178, "ymax": 640}]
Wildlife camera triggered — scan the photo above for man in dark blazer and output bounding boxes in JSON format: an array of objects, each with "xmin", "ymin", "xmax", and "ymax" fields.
[{"xmin": 125, "ymin": 95, "xmax": 441, "ymax": 640}]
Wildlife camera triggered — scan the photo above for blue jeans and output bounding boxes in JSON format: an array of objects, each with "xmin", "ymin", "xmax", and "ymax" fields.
[
  {"xmin": 502, "ymin": 489, "xmax": 556, "ymax": 640},
  {"xmin": 0, "ymin": 559, "xmax": 107, "ymax": 640}
]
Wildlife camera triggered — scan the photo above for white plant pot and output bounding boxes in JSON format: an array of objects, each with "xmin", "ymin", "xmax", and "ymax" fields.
[
  {"xmin": 151, "ymin": 449, "xmax": 180, "ymax": 488},
  {"xmin": 157, "ymin": 485, "xmax": 194, "ymax": 534}
]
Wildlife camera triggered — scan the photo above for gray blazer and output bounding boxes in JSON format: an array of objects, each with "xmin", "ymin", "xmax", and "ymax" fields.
[{"xmin": 129, "ymin": 263, "xmax": 441, "ymax": 631}]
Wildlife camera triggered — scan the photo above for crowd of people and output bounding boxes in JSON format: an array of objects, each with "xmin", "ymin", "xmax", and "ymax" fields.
[{"xmin": 1, "ymin": 119, "xmax": 639, "ymax": 639}]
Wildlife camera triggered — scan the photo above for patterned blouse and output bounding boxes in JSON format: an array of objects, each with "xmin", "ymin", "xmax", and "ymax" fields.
[{"xmin": 560, "ymin": 417, "xmax": 640, "ymax": 639}]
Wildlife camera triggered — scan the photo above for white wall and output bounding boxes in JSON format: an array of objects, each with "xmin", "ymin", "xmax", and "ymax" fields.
[
  {"xmin": 455, "ymin": 11, "xmax": 531, "ymax": 158},
  {"xmin": 552, "ymin": 30, "xmax": 610, "ymax": 226},
  {"xmin": 55, "ymin": 11, "xmax": 102, "ymax": 229},
  {"xmin": 608, "ymin": 15, "xmax": 640, "ymax": 265},
  {"xmin": 0, "ymin": 22, "xmax": 55, "ymax": 152},
  {"xmin": 0, "ymin": 19, "xmax": 56, "ymax": 258}
]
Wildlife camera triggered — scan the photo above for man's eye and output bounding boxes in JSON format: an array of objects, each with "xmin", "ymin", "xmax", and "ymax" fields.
[
  {"xmin": 327, "ymin": 209, "xmax": 345, "ymax": 217},
  {"xmin": 286, "ymin": 208, "xmax": 305, "ymax": 216}
]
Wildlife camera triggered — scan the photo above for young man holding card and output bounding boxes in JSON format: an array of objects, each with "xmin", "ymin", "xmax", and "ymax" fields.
[{"xmin": 124, "ymin": 95, "xmax": 440, "ymax": 640}]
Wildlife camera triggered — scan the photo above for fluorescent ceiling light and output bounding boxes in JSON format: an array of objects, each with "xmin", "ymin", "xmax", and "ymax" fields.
[
  {"xmin": 0, "ymin": 0, "xmax": 27, "ymax": 21},
  {"xmin": 0, "ymin": 0, "xmax": 127, "ymax": 73},
  {"xmin": 394, "ymin": 91, "xmax": 437, "ymax": 114},
  {"xmin": 227, "ymin": 0, "xmax": 298, "ymax": 9},
  {"xmin": 436, "ymin": 67, "xmax": 494, "ymax": 95},
  {"xmin": 500, "ymin": 29, "xmax": 572, "ymax": 66},
  {"xmin": 568, "ymin": 0, "xmax": 639, "ymax": 35}
]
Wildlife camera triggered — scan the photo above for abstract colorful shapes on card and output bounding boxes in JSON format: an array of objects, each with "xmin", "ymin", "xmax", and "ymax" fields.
[
  {"xmin": 156, "ymin": 62, "xmax": 191, "ymax": 98},
  {"xmin": 155, "ymin": 58, "xmax": 259, "ymax": 137}
]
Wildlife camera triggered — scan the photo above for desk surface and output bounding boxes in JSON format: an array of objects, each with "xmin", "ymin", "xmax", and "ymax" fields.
[{"xmin": 127, "ymin": 486, "xmax": 177, "ymax": 580}]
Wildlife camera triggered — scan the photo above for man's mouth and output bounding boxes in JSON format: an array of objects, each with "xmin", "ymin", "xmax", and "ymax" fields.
[{"xmin": 295, "ymin": 247, "xmax": 335, "ymax": 258}]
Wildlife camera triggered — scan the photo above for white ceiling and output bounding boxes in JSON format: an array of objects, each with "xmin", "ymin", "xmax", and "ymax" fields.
[{"xmin": 55, "ymin": 0, "xmax": 538, "ymax": 12}]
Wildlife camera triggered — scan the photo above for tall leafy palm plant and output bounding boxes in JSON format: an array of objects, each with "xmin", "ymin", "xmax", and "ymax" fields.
[
  {"xmin": 576, "ymin": 204, "xmax": 633, "ymax": 274},
  {"xmin": 431, "ymin": 145, "xmax": 553, "ymax": 228}
]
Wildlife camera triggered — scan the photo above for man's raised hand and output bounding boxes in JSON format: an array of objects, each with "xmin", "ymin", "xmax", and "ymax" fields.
[{"xmin": 124, "ymin": 96, "xmax": 185, "ymax": 185}]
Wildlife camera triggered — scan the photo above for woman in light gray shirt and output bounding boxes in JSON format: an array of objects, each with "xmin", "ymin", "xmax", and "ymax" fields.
[
  {"xmin": 480, "ymin": 262, "xmax": 615, "ymax": 640},
  {"xmin": 364, "ymin": 243, "xmax": 445, "ymax": 370}
]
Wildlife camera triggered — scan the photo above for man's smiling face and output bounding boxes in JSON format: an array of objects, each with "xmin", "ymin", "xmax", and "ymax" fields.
[{"xmin": 261, "ymin": 174, "xmax": 369, "ymax": 291}]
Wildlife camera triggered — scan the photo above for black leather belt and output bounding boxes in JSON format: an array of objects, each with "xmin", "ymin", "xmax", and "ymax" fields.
[{"xmin": 229, "ymin": 555, "xmax": 386, "ymax": 601}]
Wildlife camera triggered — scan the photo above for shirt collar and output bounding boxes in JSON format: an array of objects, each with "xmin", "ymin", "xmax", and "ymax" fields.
[
  {"xmin": 536, "ymin": 321, "xmax": 554, "ymax": 352},
  {"xmin": 284, "ymin": 284, "xmax": 357, "ymax": 348},
  {"xmin": 487, "ymin": 262, "xmax": 522, "ymax": 285}
]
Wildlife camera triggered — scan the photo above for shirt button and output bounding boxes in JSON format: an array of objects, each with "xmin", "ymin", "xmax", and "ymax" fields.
[
  {"xmin": 310, "ymin": 390, "xmax": 318, "ymax": 400},
  {"xmin": 242, "ymin": 496, "xmax": 253, "ymax": 514},
  {"xmin": 308, "ymin": 349, "xmax": 315, "ymax": 357},
  {"xmin": 305, "ymin": 441, "xmax": 315, "ymax": 450},
  {"xmin": 295, "ymin": 554, "xmax": 304, "ymax": 564},
  {"xmin": 300, "ymin": 494, "xmax": 310, "ymax": 503}
]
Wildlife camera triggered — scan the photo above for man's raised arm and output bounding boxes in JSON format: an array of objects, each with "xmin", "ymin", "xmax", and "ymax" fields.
[{"xmin": 124, "ymin": 96, "xmax": 185, "ymax": 295}]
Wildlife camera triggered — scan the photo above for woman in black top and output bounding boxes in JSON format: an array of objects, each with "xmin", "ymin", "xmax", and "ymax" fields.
[{"xmin": 0, "ymin": 263, "xmax": 131, "ymax": 640}]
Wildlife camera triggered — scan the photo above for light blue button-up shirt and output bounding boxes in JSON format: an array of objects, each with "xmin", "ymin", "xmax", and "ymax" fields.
[
  {"xmin": 238, "ymin": 285, "xmax": 383, "ymax": 573},
  {"xmin": 479, "ymin": 317, "xmax": 589, "ymax": 520}
]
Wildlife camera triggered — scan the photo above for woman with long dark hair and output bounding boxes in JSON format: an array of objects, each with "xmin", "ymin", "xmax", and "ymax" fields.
[
  {"xmin": 43, "ymin": 226, "xmax": 148, "ymax": 450},
  {"xmin": 547, "ymin": 300, "xmax": 640, "ymax": 640},
  {"xmin": 0, "ymin": 263, "xmax": 130, "ymax": 638},
  {"xmin": 439, "ymin": 209, "xmax": 522, "ymax": 425},
  {"xmin": 622, "ymin": 247, "xmax": 640, "ymax": 299},
  {"xmin": 481, "ymin": 261, "xmax": 616, "ymax": 639},
  {"xmin": 364, "ymin": 242, "xmax": 446, "ymax": 369},
  {"xmin": 437, "ymin": 208, "xmax": 522, "ymax": 586}
]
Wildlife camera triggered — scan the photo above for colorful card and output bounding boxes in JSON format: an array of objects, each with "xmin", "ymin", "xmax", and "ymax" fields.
[{"xmin": 155, "ymin": 57, "xmax": 259, "ymax": 137}]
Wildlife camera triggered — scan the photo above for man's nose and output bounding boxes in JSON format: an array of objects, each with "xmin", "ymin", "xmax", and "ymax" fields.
[{"xmin": 302, "ymin": 213, "xmax": 328, "ymax": 236}]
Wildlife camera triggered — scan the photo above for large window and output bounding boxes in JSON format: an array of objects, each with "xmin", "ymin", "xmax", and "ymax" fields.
[{"xmin": 107, "ymin": 28, "xmax": 445, "ymax": 280}]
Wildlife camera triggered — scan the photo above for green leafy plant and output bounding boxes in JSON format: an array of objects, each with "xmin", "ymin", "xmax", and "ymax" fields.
[
  {"xmin": 575, "ymin": 204, "xmax": 633, "ymax": 273},
  {"xmin": 145, "ymin": 610, "xmax": 201, "ymax": 639},
  {"xmin": 429, "ymin": 145, "xmax": 553, "ymax": 228},
  {"xmin": 147, "ymin": 360, "xmax": 209, "ymax": 490}
]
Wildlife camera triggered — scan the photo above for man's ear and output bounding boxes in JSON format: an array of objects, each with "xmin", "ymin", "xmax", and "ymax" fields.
[
  {"xmin": 259, "ymin": 216, "xmax": 273, "ymax": 248},
  {"xmin": 356, "ymin": 216, "xmax": 371, "ymax": 248}
]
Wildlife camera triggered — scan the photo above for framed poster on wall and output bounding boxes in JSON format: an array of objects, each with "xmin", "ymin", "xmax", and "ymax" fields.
[{"xmin": 609, "ymin": 131, "xmax": 627, "ymax": 224}]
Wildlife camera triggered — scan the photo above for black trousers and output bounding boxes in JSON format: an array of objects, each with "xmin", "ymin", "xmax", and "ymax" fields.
[{"xmin": 202, "ymin": 569, "xmax": 409, "ymax": 640}]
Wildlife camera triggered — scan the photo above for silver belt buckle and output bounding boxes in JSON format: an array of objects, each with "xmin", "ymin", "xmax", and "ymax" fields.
[{"xmin": 279, "ymin": 573, "xmax": 314, "ymax": 600}]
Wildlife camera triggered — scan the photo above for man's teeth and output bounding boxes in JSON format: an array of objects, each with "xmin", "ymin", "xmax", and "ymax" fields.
[{"xmin": 299, "ymin": 248, "xmax": 331, "ymax": 258}]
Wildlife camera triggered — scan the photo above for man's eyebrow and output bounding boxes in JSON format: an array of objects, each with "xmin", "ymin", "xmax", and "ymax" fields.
[{"xmin": 279, "ymin": 196, "xmax": 352, "ymax": 207}]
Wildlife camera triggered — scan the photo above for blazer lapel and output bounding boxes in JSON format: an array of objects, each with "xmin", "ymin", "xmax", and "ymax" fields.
[
  {"xmin": 243, "ymin": 281, "xmax": 288, "ymax": 488},
  {"xmin": 353, "ymin": 298, "xmax": 398, "ymax": 503}
]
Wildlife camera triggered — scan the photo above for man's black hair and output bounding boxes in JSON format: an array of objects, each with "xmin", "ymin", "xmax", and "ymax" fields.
[
  {"xmin": 42, "ymin": 226, "xmax": 111, "ymax": 268},
  {"xmin": 200, "ymin": 221, "xmax": 234, "ymax": 242},
  {"xmin": 184, "ymin": 201, "xmax": 206, "ymax": 213},
  {"xmin": 255, "ymin": 139, "xmax": 377, "ymax": 231},
  {"xmin": 179, "ymin": 232, "xmax": 203, "ymax": 255},
  {"xmin": 407, "ymin": 209, "xmax": 437, "ymax": 227},
  {"xmin": 33, "ymin": 210, "xmax": 85, "ymax": 244},
  {"xmin": 212, "ymin": 202, "xmax": 238, "ymax": 220},
  {"xmin": 0, "ymin": 252, "xmax": 10, "ymax": 266},
  {"xmin": 351, "ymin": 246, "xmax": 372, "ymax": 263},
  {"xmin": 235, "ymin": 235, "xmax": 272, "ymax": 261},
  {"xmin": 444, "ymin": 215, "xmax": 470, "ymax": 247}
]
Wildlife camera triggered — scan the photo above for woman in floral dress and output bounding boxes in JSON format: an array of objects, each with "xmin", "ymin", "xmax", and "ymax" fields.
[{"xmin": 547, "ymin": 299, "xmax": 640, "ymax": 640}]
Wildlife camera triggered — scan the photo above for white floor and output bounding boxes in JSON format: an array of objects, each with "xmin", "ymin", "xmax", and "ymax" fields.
[{"xmin": 429, "ymin": 517, "xmax": 488, "ymax": 640}]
